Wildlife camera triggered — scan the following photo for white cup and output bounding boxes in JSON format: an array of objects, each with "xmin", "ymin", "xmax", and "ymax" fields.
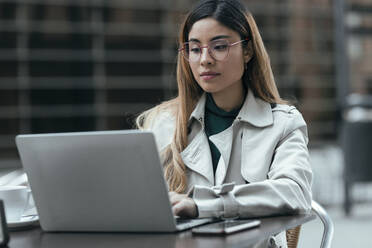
[{"xmin": 0, "ymin": 186, "xmax": 31, "ymax": 222}]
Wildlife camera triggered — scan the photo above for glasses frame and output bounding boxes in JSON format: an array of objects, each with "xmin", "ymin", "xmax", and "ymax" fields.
[{"xmin": 178, "ymin": 38, "xmax": 249, "ymax": 62}]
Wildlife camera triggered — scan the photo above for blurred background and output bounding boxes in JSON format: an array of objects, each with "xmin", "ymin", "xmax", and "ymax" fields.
[{"xmin": 0, "ymin": 0, "xmax": 371, "ymax": 246}]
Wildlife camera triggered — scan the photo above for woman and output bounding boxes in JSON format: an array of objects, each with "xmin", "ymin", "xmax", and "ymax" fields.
[{"xmin": 137, "ymin": 0, "xmax": 312, "ymax": 246}]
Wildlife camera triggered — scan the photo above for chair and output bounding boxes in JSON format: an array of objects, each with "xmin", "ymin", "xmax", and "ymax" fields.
[{"xmin": 286, "ymin": 200, "xmax": 334, "ymax": 248}]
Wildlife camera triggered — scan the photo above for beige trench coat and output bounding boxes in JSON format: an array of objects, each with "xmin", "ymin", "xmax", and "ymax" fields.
[{"xmin": 149, "ymin": 89, "xmax": 312, "ymax": 248}]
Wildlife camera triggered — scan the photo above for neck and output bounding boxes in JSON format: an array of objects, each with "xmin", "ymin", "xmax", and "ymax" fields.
[{"xmin": 211, "ymin": 82, "xmax": 245, "ymax": 112}]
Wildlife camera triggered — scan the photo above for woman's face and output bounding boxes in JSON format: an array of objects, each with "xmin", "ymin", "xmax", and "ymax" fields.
[{"xmin": 187, "ymin": 17, "xmax": 250, "ymax": 96}]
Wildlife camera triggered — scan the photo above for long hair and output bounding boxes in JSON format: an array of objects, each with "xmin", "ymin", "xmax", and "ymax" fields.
[{"xmin": 137, "ymin": 0, "xmax": 286, "ymax": 193}]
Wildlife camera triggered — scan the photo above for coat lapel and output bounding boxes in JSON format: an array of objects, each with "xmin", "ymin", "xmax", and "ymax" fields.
[
  {"xmin": 209, "ymin": 126, "xmax": 233, "ymax": 185},
  {"xmin": 239, "ymin": 90, "xmax": 274, "ymax": 182},
  {"xmin": 180, "ymin": 131, "xmax": 214, "ymax": 186},
  {"xmin": 181, "ymin": 93, "xmax": 214, "ymax": 185}
]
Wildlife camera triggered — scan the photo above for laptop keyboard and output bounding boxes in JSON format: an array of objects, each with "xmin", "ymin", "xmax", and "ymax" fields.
[{"xmin": 176, "ymin": 218, "xmax": 192, "ymax": 224}]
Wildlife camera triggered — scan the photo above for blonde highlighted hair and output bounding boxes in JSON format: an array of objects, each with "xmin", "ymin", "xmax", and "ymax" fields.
[{"xmin": 137, "ymin": 0, "xmax": 286, "ymax": 193}]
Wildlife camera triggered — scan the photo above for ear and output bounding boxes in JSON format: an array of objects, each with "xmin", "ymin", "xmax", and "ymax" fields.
[{"xmin": 243, "ymin": 41, "xmax": 253, "ymax": 64}]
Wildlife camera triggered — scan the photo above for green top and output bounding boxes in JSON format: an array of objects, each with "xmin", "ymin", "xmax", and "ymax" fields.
[{"xmin": 204, "ymin": 93, "xmax": 243, "ymax": 174}]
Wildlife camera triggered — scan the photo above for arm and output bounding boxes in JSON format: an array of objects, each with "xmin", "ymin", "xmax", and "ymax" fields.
[{"xmin": 144, "ymin": 111, "xmax": 175, "ymax": 152}]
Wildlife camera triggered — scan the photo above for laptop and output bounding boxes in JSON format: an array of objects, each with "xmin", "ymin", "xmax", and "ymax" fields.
[{"xmin": 15, "ymin": 130, "xmax": 216, "ymax": 232}]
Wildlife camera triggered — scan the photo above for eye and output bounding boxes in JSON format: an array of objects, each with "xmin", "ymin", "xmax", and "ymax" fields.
[
  {"xmin": 188, "ymin": 43, "xmax": 201, "ymax": 54},
  {"xmin": 190, "ymin": 47, "xmax": 201, "ymax": 54},
  {"xmin": 212, "ymin": 41, "xmax": 228, "ymax": 51}
]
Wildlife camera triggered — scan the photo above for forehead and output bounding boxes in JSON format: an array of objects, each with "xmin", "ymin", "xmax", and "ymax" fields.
[{"xmin": 188, "ymin": 17, "xmax": 239, "ymax": 41}]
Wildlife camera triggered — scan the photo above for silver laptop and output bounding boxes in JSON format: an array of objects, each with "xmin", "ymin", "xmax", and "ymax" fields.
[{"xmin": 16, "ymin": 130, "xmax": 216, "ymax": 232}]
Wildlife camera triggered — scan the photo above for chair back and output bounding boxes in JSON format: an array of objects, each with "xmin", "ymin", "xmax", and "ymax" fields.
[
  {"xmin": 286, "ymin": 201, "xmax": 334, "ymax": 248},
  {"xmin": 286, "ymin": 226, "xmax": 301, "ymax": 248}
]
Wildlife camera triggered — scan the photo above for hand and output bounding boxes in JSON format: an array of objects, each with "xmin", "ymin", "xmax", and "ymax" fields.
[{"xmin": 169, "ymin": 191, "xmax": 198, "ymax": 218}]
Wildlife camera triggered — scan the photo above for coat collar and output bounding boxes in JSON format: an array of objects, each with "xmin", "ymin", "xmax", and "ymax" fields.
[
  {"xmin": 189, "ymin": 88, "xmax": 273, "ymax": 128},
  {"xmin": 238, "ymin": 89, "xmax": 273, "ymax": 127},
  {"xmin": 189, "ymin": 93, "xmax": 206, "ymax": 125}
]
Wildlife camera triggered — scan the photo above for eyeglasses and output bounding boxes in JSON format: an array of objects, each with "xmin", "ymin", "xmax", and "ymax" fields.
[{"xmin": 178, "ymin": 38, "xmax": 248, "ymax": 63}]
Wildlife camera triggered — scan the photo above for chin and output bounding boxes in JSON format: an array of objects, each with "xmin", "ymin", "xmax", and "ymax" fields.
[
  {"xmin": 199, "ymin": 83, "xmax": 220, "ymax": 94},
  {"xmin": 201, "ymin": 87, "xmax": 219, "ymax": 94}
]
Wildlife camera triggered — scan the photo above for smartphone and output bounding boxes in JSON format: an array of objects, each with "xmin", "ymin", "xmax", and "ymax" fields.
[
  {"xmin": 0, "ymin": 200, "xmax": 9, "ymax": 247},
  {"xmin": 192, "ymin": 219, "xmax": 261, "ymax": 235}
]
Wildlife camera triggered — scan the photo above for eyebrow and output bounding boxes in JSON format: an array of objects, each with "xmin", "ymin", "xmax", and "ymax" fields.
[{"xmin": 188, "ymin": 35, "xmax": 231, "ymax": 42}]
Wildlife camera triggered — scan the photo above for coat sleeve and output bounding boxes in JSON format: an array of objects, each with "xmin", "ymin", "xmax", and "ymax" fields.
[{"xmin": 192, "ymin": 109, "xmax": 313, "ymax": 218}]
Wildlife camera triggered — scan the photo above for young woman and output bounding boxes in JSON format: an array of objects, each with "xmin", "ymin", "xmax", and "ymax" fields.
[{"xmin": 137, "ymin": 0, "xmax": 312, "ymax": 246}]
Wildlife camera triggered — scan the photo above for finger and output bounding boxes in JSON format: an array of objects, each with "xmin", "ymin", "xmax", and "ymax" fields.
[
  {"xmin": 169, "ymin": 192, "xmax": 180, "ymax": 206},
  {"xmin": 170, "ymin": 199, "xmax": 179, "ymax": 206},
  {"xmin": 172, "ymin": 201, "xmax": 184, "ymax": 216},
  {"xmin": 169, "ymin": 193, "xmax": 186, "ymax": 206},
  {"xmin": 172, "ymin": 200, "xmax": 189, "ymax": 217},
  {"xmin": 172, "ymin": 205, "xmax": 179, "ymax": 216},
  {"xmin": 173, "ymin": 199, "xmax": 197, "ymax": 218}
]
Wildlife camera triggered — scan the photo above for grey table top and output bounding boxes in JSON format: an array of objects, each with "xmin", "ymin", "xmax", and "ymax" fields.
[{"xmin": 7, "ymin": 214, "xmax": 315, "ymax": 248}]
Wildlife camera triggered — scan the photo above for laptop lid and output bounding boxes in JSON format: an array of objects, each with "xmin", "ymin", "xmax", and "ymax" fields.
[{"xmin": 16, "ymin": 130, "xmax": 178, "ymax": 232}]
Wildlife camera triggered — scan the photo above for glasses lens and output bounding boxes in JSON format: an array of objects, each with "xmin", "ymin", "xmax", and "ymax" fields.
[
  {"xmin": 180, "ymin": 43, "xmax": 190, "ymax": 61},
  {"xmin": 210, "ymin": 40, "xmax": 229, "ymax": 61},
  {"xmin": 187, "ymin": 42, "xmax": 201, "ymax": 62}
]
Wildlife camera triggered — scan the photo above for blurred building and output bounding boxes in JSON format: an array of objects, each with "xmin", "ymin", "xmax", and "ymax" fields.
[
  {"xmin": 347, "ymin": 0, "xmax": 372, "ymax": 95},
  {"xmin": 0, "ymin": 0, "xmax": 371, "ymax": 169}
]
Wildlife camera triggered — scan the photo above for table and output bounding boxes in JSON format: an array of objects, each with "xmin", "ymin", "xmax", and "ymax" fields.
[{"xmin": 8, "ymin": 214, "xmax": 315, "ymax": 248}]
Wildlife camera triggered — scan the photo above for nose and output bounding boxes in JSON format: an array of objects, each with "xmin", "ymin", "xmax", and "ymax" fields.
[{"xmin": 200, "ymin": 47, "xmax": 214, "ymax": 65}]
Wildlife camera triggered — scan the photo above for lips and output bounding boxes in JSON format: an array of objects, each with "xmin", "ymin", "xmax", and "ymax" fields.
[{"xmin": 200, "ymin": 71, "xmax": 220, "ymax": 80}]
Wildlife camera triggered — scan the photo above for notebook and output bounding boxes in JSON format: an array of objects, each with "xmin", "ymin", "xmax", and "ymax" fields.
[{"xmin": 16, "ymin": 130, "xmax": 216, "ymax": 232}]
